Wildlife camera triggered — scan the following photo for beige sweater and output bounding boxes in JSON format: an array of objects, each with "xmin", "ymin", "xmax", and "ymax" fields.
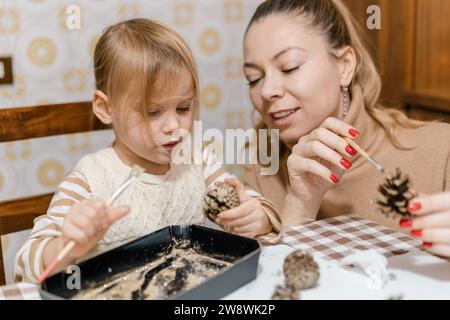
[{"xmin": 244, "ymin": 86, "xmax": 450, "ymax": 231}]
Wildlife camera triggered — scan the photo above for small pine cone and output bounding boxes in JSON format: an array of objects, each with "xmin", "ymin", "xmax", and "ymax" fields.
[
  {"xmin": 283, "ymin": 250, "xmax": 320, "ymax": 290},
  {"xmin": 203, "ymin": 181, "xmax": 240, "ymax": 221},
  {"xmin": 377, "ymin": 168, "xmax": 416, "ymax": 218},
  {"xmin": 271, "ymin": 285, "xmax": 300, "ymax": 300}
]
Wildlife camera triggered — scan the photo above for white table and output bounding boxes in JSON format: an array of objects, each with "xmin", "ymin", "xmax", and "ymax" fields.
[
  {"xmin": 225, "ymin": 244, "xmax": 450, "ymax": 300},
  {"xmin": 1, "ymin": 243, "xmax": 449, "ymax": 300}
]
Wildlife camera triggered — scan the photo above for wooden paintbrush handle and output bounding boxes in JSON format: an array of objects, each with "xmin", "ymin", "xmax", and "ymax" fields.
[
  {"xmin": 344, "ymin": 137, "xmax": 369, "ymax": 159},
  {"xmin": 56, "ymin": 240, "xmax": 76, "ymax": 261}
]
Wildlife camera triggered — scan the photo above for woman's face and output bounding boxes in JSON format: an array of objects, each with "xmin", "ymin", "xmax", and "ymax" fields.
[{"xmin": 244, "ymin": 14, "xmax": 345, "ymax": 146}]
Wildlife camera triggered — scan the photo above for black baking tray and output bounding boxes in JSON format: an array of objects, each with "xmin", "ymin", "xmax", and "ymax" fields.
[{"xmin": 39, "ymin": 224, "xmax": 261, "ymax": 300}]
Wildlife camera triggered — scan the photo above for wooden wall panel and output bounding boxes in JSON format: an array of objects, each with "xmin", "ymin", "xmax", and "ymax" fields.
[
  {"xmin": 342, "ymin": 0, "xmax": 415, "ymax": 107},
  {"xmin": 414, "ymin": 0, "xmax": 450, "ymax": 90},
  {"xmin": 377, "ymin": 0, "xmax": 416, "ymax": 107},
  {"xmin": 343, "ymin": 0, "xmax": 450, "ymax": 119},
  {"xmin": 341, "ymin": 0, "xmax": 381, "ymax": 65}
]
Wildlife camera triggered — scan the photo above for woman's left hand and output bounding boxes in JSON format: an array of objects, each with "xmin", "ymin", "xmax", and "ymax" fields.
[
  {"xmin": 215, "ymin": 178, "xmax": 272, "ymax": 238},
  {"xmin": 406, "ymin": 192, "xmax": 450, "ymax": 258}
]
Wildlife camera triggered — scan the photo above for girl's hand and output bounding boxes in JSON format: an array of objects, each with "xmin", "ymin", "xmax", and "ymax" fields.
[
  {"xmin": 215, "ymin": 178, "xmax": 272, "ymax": 238},
  {"xmin": 285, "ymin": 117, "xmax": 359, "ymax": 222},
  {"xmin": 406, "ymin": 192, "xmax": 450, "ymax": 258},
  {"xmin": 62, "ymin": 199, "xmax": 130, "ymax": 260}
]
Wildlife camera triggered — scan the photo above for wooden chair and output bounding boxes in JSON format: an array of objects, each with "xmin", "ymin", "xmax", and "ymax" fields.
[{"xmin": 0, "ymin": 102, "xmax": 110, "ymax": 284}]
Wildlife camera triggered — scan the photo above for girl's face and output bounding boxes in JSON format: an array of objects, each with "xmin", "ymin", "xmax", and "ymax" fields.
[
  {"xmin": 112, "ymin": 70, "xmax": 195, "ymax": 174},
  {"xmin": 244, "ymin": 14, "xmax": 346, "ymax": 147}
]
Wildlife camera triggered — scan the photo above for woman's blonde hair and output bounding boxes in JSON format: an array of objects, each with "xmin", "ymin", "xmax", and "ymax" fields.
[
  {"xmin": 245, "ymin": 0, "xmax": 424, "ymax": 151},
  {"xmin": 93, "ymin": 18, "xmax": 200, "ymax": 124}
]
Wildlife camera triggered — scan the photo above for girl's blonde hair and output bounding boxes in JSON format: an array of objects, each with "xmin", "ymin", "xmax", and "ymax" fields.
[
  {"xmin": 93, "ymin": 18, "xmax": 200, "ymax": 123},
  {"xmin": 245, "ymin": 0, "xmax": 424, "ymax": 152}
]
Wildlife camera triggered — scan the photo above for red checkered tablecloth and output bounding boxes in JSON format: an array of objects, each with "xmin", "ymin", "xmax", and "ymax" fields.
[
  {"xmin": 0, "ymin": 282, "xmax": 40, "ymax": 300},
  {"xmin": 282, "ymin": 216, "xmax": 422, "ymax": 261}
]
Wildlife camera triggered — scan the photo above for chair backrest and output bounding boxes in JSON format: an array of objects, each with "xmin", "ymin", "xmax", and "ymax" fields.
[{"xmin": 0, "ymin": 101, "xmax": 110, "ymax": 284}]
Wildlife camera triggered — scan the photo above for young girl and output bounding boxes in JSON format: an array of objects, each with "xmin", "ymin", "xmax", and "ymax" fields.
[{"xmin": 14, "ymin": 19, "xmax": 281, "ymax": 283}]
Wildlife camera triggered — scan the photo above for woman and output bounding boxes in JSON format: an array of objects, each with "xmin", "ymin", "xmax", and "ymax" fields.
[{"xmin": 239, "ymin": 0, "xmax": 450, "ymax": 252}]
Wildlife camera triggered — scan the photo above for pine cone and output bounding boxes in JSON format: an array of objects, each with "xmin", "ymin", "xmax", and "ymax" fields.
[
  {"xmin": 283, "ymin": 250, "xmax": 320, "ymax": 290},
  {"xmin": 377, "ymin": 168, "xmax": 415, "ymax": 218},
  {"xmin": 203, "ymin": 181, "xmax": 240, "ymax": 221},
  {"xmin": 271, "ymin": 285, "xmax": 300, "ymax": 300}
]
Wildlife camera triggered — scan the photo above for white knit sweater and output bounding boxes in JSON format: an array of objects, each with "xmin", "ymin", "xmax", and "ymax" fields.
[
  {"xmin": 14, "ymin": 145, "xmax": 281, "ymax": 283},
  {"xmin": 78, "ymin": 147, "xmax": 207, "ymax": 256}
]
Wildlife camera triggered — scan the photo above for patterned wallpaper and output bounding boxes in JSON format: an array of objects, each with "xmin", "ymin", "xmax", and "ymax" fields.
[{"xmin": 0, "ymin": 0, "xmax": 262, "ymax": 283}]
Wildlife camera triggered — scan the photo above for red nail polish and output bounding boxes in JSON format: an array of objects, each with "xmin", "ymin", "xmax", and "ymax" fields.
[
  {"xmin": 399, "ymin": 219, "xmax": 412, "ymax": 228},
  {"xmin": 345, "ymin": 145, "xmax": 357, "ymax": 156},
  {"xmin": 410, "ymin": 229, "xmax": 423, "ymax": 237},
  {"xmin": 408, "ymin": 202, "xmax": 422, "ymax": 212},
  {"xmin": 423, "ymin": 242, "xmax": 433, "ymax": 248},
  {"xmin": 330, "ymin": 174, "xmax": 340, "ymax": 184},
  {"xmin": 348, "ymin": 129, "xmax": 360, "ymax": 138},
  {"xmin": 340, "ymin": 158, "xmax": 352, "ymax": 169}
]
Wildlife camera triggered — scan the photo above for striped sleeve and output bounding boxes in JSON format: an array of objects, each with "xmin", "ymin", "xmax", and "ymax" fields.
[
  {"xmin": 202, "ymin": 143, "xmax": 282, "ymax": 244},
  {"xmin": 14, "ymin": 170, "xmax": 91, "ymax": 283}
]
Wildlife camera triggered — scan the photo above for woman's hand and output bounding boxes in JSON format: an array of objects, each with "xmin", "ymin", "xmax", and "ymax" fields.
[
  {"xmin": 215, "ymin": 178, "xmax": 272, "ymax": 238},
  {"xmin": 284, "ymin": 117, "xmax": 360, "ymax": 225},
  {"xmin": 62, "ymin": 199, "xmax": 130, "ymax": 260},
  {"xmin": 404, "ymin": 192, "xmax": 450, "ymax": 258}
]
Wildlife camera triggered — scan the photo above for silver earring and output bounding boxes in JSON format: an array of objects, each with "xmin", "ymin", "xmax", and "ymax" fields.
[{"xmin": 342, "ymin": 86, "xmax": 350, "ymax": 118}]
